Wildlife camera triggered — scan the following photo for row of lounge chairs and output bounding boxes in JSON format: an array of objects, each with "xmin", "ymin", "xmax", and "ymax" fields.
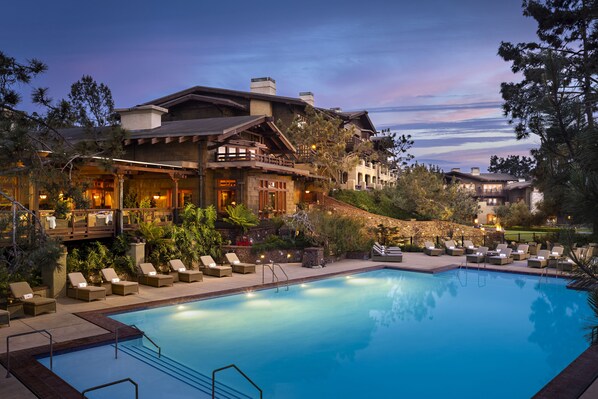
[{"xmin": 4, "ymin": 252, "xmax": 257, "ymax": 320}]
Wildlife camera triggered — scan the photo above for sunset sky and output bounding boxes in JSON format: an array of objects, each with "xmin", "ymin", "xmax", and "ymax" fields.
[{"xmin": 4, "ymin": 0, "xmax": 540, "ymax": 171}]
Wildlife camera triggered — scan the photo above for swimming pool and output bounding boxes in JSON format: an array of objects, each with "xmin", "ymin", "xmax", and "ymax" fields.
[{"xmin": 41, "ymin": 269, "xmax": 592, "ymax": 398}]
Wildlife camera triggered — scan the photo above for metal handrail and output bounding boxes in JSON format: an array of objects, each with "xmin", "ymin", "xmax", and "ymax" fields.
[
  {"xmin": 115, "ymin": 324, "xmax": 160, "ymax": 359},
  {"xmin": 262, "ymin": 261, "xmax": 289, "ymax": 292},
  {"xmin": 262, "ymin": 263, "xmax": 280, "ymax": 292},
  {"xmin": 272, "ymin": 263, "xmax": 289, "ymax": 291},
  {"xmin": 212, "ymin": 364, "xmax": 262, "ymax": 399},
  {"xmin": 82, "ymin": 377, "xmax": 138, "ymax": 398},
  {"xmin": 6, "ymin": 329, "xmax": 53, "ymax": 378}
]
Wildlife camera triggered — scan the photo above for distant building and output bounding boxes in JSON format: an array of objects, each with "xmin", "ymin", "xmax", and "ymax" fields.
[{"xmin": 445, "ymin": 167, "xmax": 542, "ymax": 224}]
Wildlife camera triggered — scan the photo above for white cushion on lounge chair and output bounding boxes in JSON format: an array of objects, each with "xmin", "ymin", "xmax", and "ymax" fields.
[
  {"xmin": 468, "ymin": 245, "xmax": 474, "ymax": 249},
  {"xmin": 111, "ymin": 278, "xmax": 120, "ymax": 283},
  {"xmin": 499, "ymin": 254, "xmax": 506, "ymax": 258},
  {"xmin": 428, "ymin": 246, "xmax": 434, "ymax": 250},
  {"xmin": 23, "ymin": 293, "xmax": 33, "ymax": 299},
  {"xmin": 449, "ymin": 246, "xmax": 454, "ymax": 249},
  {"xmin": 78, "ymin": 282, "xmax": 87, "ymax": 288},
  {"xmin": 148, "ymin": 271, "xmax": 156, "ymax": 276},
  {"xmin": 178, "ymin": 267, "xmax": 186, "ymax": 272},
  {"xmin": 233, "ymin": 260, "xmax": 240, "ymax": 264},
  {"xmin": 517, "ymin": 250, "xmax": 524, "ymax": 253},
  {"xmin": 551, "ymin": 252, "xmax": 558, "ymax": 255},
  {"xmin": 537, "ymin": 256, "xmax": 544, "ymax": 260},
  {"xmin": 497, "ymin": 249, "xmax": 501, "ymax": 253},
  {"xmin": 209, "ymin": 262, "xmax": 217, "ymax": 268}
]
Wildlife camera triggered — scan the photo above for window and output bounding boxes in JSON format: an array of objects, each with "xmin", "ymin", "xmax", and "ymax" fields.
[
  {"xmin": 258, "ymin": 179, "xmax": 286, "ymax": 216},
  {"xmin": 217, "ymin": 179, "xmax": 237, "ymax": 212}
]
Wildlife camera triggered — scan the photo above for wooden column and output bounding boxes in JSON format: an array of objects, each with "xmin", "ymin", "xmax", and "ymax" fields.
[
  {"xmin": 171, "ymin": 174, "xmax": 179, "ymax": 222},
  {"xmin": 198, "ymin": 140, "xmax": 208, "ymax": 208},
  {"xmin": 116, "ymin": 173, "xmax": 124, "ymax": 235}
]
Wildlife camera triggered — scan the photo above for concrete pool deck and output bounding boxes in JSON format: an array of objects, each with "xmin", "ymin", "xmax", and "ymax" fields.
[{"xmin": 0, "ymin": 253, "xmax": 596, "ymax": 398}]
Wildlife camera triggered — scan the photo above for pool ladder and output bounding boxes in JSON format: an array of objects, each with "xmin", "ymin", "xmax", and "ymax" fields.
[{"xmin": 262, "ymin": 260, "xmax": 289, "ymax": 293}]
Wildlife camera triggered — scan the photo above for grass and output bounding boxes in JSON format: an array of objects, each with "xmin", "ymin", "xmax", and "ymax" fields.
[{"xmin": 329, "ymin": 189, "xmax": 418, "ymax": 220}]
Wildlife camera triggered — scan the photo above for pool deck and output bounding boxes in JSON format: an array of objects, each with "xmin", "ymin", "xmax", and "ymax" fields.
[{"xmin": 1, "ymin": 253, "xmax": 597, "ymax": 398}]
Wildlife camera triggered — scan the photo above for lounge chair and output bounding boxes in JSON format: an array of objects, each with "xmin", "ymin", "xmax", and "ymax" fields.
[
  {"xmin": 557, "ymin": 247, "xmax": 585, "ymax": 272},
  {"xmin": 466, "ymin": 246, "xmax": 488, "ymax": 264},
  {"xmin": 463, "ymin": 240, "xmax": 478, "ymax": 254},
  {"xmin": 444, "ymin": 240, "xmax": 465, "ymax": 256},
  {"xmin": 8, "ymin": 281, "xmax": 56, "ymax": 316},
  {"xmin": 138, "ymin": 263, "xmax": 175, "ymax": 287},
  {"xmin": 549, "ymin": 245, "xmax": 564, "ymax": 257},
  {"xmin": 487, "ymin": 243, "xmax": 508, "ymax": 257},
  {"xmin": 511, "ymin": 244, "xmax": 530, "ymax": 261},
  {"xmin": 168, "ymin": 259, "xmax": 203, "ymax": 283},
  {"xmin": 0, "ymin": 309, "xmax": 9, "ymax": 326},
  {"xmin": 528, "ymin": 250, "xmax": 550, "ymax": 268},
  {"xmin": 371, "ymin": 242, "xmax": 403, "ymax": 262},
  {"xmin": 488, "ymin": 248, "xmax": 513, "ymax": 265},
  {"xmin": 67, "ymin": 273, "xmax": 106, "ymax": 302},
  {"xmin": 200, "ymin": 255, "xmax": 233, "ymax": 277},
  {"xmin": 101, "ymin": 268, "xmax": 139, "ymax": 296},
  {"xmin": 423, "ymin": 241, "xmax": 443, "ymax": 256},
  {"xmin": 224, "ymin": 252, "xmax": 257, "ymax": 274}
]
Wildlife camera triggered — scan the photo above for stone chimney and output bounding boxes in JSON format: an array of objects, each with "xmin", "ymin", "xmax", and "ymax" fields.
[
  {"xmin": 451, "ymin": 168, "xmax": 461, "ymax": 173},
  {"xmin": 299, "ymin": 91, "xmax": 314, "ymax": 106},
  {"xmin": 116, "ymin": 105, "xmax": 168, "ymax": 131},
  {"xmin": 471, "ymin": 167, "xmax": 480, "ymax": 176},
  {"xmin": 250, "ymin": 77, "xmax": 276, "ymax": 95}
]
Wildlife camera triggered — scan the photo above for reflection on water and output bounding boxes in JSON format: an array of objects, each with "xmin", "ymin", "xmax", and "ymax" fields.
[{"xmin": 112, "ymin": 269, "xmax": 590, "ymax": 399}]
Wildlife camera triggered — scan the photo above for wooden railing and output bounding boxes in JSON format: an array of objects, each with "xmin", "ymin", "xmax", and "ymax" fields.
[
  {"xmin": 122, "ymin": 208, "xmax": 174, "ymax": 231},
  {"xmin": 215, "ymin": 152, "xmax": 295, "ymax": 168},
  {"xmin": 38, "ymin": 209, "xmax": 116, "ymax": 239}
]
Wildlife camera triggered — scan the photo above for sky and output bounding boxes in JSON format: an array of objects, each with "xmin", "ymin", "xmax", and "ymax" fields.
[{"xmin": 3, "ymin": 0, "xmax": 540, "ymax": 171}]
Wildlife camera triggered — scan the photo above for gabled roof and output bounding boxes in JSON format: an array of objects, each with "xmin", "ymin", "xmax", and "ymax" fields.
[
  {"xmin": 445, "ymin": 170, "xmax": 518, "ymax": 183},
  {"xmin": 57, "ymin": 115, "xmax": 296, "ymax": 154},
  {"xmin": 142, "ymin": 86, "xmax": 309, "ymax": 108}
]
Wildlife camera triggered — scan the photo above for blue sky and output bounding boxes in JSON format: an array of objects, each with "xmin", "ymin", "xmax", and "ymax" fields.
[{"xmin": 4, "ymin": 0, "xmax": 539, "ymax": 171}]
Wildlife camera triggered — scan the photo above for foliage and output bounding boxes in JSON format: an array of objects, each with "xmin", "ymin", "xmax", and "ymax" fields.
[
  {"xmin": 388, "ymin": 164, "xmax": 479, "ymax": 223},
  {"xmin": 488, "ymin": 155, "xmax": 536, "ymax": 179},
  {"xmin": 66, "ymin": 239, "xmax": 135, "ymax": 282},
  {"xmin": 371, "ymin": 224, "xmax": 401, "ymax": 246},
  {"xmin": 499, "ymin": 0, "xmax": 597, "ymax": 230},
  {"xmin": 137, "ymin": 221, "xmax": 175, "ymax": 271},
  {"xmin": 329, "ymin": 189, "xmax": 417, "ymax": 220},
  {"xmin": 172, "ymin": 204, "xmax": 223, "ymax": 267},
  {"xmin": 0, "ymin": 52, "xmax": 126, "ymax": 286},
  {"xmin": 222, "ymin": 204, "xmax": 259, "ymax": 233},
  {"xmin": 371, "ymin": 128, "xmax": 414, "ymax": 170},
  {"xmin": 250, "ymin": 234, "xmax": 311, "ymax": 253},
  {"xmin": 495, "ymin": 202, "xmax": 535, "ymax": 228},
  {"xmin": 283, "ymin": 107, "xmax": 362, "ymax": 187},
  {"xmin": 308, "ymin": 210, "xmax": 372, "ymax": 256}
]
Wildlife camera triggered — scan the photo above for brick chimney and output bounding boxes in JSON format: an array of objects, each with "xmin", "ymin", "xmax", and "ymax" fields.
[
  {"xmin": 250, "ymin": 77, "xmax": 276, "ymax": 95},
  {"xmin": 471, "ymin": 167, "xmax": 480, "ymax": 176},
  {"xmin": 116, "ymin": 105, "xmax": 168, "ymax": 131},
  {"xmin": 299, "ymin": 91, "xmax": 314, "ymax": 106}
]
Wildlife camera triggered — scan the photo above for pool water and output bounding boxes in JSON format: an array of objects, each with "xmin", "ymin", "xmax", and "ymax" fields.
[{"xmin": 44, "ymin": 269, "xmax": 592, "ymax": 398}]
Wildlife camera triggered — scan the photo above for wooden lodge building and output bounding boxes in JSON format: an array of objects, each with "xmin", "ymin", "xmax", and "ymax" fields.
[{"xmin": 4, "ymin": 78, "xmax": 388, "ymax": 241}]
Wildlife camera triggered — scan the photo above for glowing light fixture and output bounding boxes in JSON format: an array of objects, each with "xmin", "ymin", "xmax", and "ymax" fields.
[{"xmin": 153, "ymin": 193, "xmax": 161, "ymax": 200}]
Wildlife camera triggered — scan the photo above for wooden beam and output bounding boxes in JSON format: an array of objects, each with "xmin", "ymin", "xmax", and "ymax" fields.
[
  {"xmin": 151, "ymin": 138, "xmax": 161, "ymax": 144},
  {"xmin": 178, "ymin": 136, "xmax": 189, "ymax": 143},
  {"xmin": 124, "ymin": 139, "xmax": 132, "ymax": 146},
  {"xmin": 137, "ymin": 138, "xmax": 147, "ymax": 145}
]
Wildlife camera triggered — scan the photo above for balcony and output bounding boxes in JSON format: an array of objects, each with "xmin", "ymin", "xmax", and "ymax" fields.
[{"xmin": 214, "ymin": 152, "xmax": 295, "ymax": 168}]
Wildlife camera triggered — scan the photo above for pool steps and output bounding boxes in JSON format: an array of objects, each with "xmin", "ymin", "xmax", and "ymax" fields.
[{"xmin": 118, "ymin": 342, "xmax": 252, "ymax": 399}]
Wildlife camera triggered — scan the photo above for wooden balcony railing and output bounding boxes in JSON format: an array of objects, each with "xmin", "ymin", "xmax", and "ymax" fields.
[
  {"xmin": 215, "ymin": 153, "xmax": 295, "ymax": 168},
  {"xmin": 122, "ymin": 208, "xmax": 174, "ymax": 231},
  {"xmin": 39, "ymin": 209, "xmax": 116, "ymax": 240}
]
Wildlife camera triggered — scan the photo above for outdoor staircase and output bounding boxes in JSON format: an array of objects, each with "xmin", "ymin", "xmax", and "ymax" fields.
[{"xmin": 117, "ymin": 343, "xmax": 252, "ymax": 399}]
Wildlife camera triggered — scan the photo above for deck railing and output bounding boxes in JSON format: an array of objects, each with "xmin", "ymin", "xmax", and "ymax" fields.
[{"xmin": 215, "ymin": 152, "xmax": 295, "ymax": 168}]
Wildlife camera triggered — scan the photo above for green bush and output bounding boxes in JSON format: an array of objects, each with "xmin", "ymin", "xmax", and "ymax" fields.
[
  {"xmin": 330, "ymin": 189, "xmax": 417, "ymax": 220},
  {"xmin": 67, "ymin": 239, "xmax": 135, "ymax": 282}
]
